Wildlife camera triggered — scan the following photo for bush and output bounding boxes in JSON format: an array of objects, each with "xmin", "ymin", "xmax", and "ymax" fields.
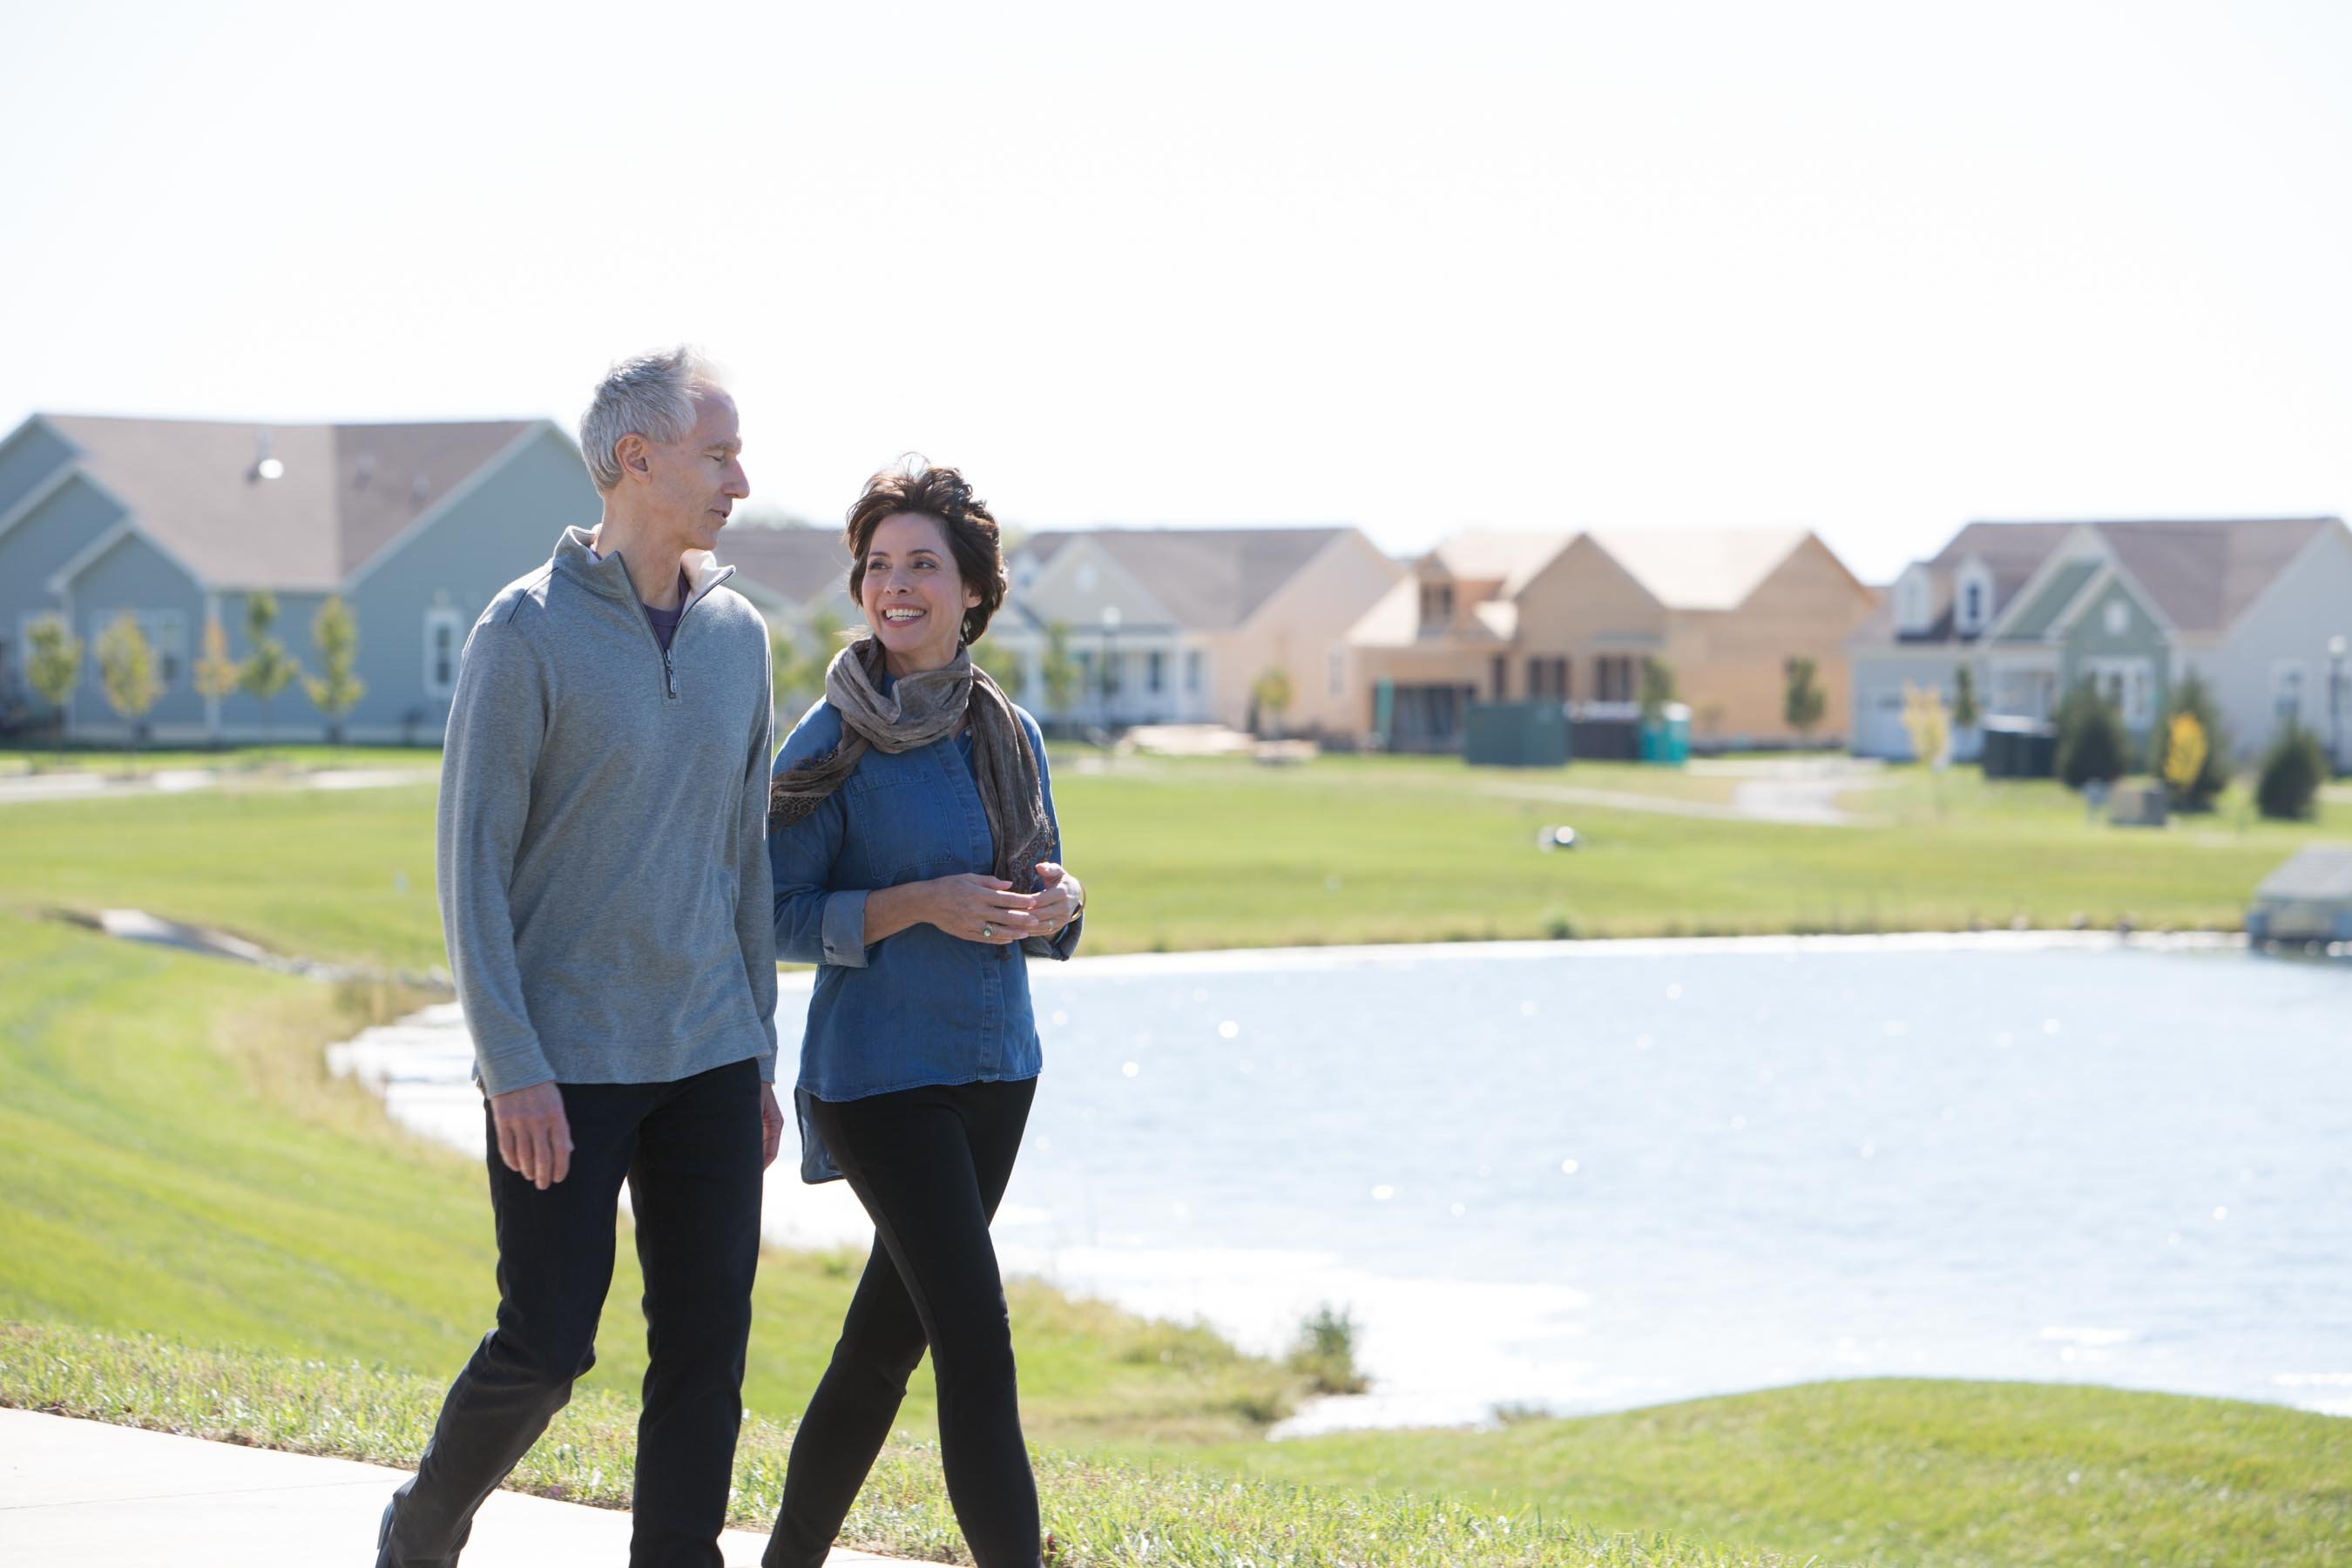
[
  {"xmin": 2255, "ymin": 722, "xmax": 2327, "ymax": 821},
  {"xmin": 2151, "ymin": 670, "xmax": 2231, "ymax": 810},
  {"xmin": 2054, "ymin": 679, "xmax": 2128, "ymax": 789},
  {"xmin": 1286, "ymin": 1302, "xmax": 1369, "ymax": 1395}
]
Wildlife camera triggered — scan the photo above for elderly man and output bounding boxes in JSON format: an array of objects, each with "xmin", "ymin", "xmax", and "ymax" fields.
[{"xmin": 378, "ymin": 347, "xmax": 783, "ymax": 1568}]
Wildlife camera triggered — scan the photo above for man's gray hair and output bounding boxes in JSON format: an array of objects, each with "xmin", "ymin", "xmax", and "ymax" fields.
[{"xmin": 578, "ymin": 346, "xmax": 723, "ymax": 493}]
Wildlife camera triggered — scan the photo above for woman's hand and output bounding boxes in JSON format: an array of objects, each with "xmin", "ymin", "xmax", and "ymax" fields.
[
  {"xmin": 1033, "ymin": 862, "xmax": 1083, "ymax": 935},
  {"xmin": 924, "ymin": 873, "xmax": 1047, "ymax": 944}
]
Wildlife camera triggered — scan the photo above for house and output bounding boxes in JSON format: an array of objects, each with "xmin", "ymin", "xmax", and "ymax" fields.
[
  {"xmin": 1848, "ymin": 517, "xmax": 2352, "ymax": 767},
  {"xmin": 0, "ymin": 412, "xmax": 600, "ymax": 742},
  {"xmin": 713, "ymin": 520, "xmax": 856, "ymax": 644},
  {"xmin": 984, "ymin": 527, "xmax": 1404, "ymax": 733},
  {"xmin": 1348, "ymin": 527, "xmax": 1879, "ymax": 752}
]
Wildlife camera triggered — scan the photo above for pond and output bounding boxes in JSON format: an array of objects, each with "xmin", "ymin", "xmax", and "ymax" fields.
[{"xmin": 334, "ymin": 933, "xmax": 2352, "ymax": 1435}]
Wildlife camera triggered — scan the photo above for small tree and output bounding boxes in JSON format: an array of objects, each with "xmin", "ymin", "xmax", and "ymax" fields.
[
  {"xmin": 95, "ymin": 610, "xmax": 161, "ymax": 771},
  {"xmin": 1251, "ymin": 665, "xmax": 1294, "ymax": 739},
  {"xmin": 2151, "ymin": 668, "xmax": 2230, "ymax": 811},
  {"xmin": 1040, "ymin": 622, "xmax": 1079, "ymax": 722},
  {"xmin": 25, "ymin": 615, "xmax": 82, "ymax": 746},
  {"xmin": 1782, "ymin": 656, "xmax": 1825, "ymax": 739},
  {"xmin": 2255, "ymin": 721, "xmax": 2327, "ymax": 821},
  {"xmin": 2161, "ymin": 712, "xmax": 2209, "ymax": 808},
  {"xmin": 193, "ymin": 614, "xmax": 240, "ymax": 747},
  {"xmin": 237, "ymin": 591, "xmax": 303, "ymax": 745},
  {"xmin": 1637, "ymin": 656, "xmax": 1678, "ymax": 724},
  {"xmin": 2053, "ymin": 678, "xmax": 2128, "ymax": 790},
  {"xmin": 1952, "ymin": 664, "xmax": 1981, "ymax": 731},
  {"xmin": 973, "ymin": 636, "xmax": 1027, "ymax": 703},
  {"xmin": 303, "ymin": 596, "xmax": 367, "ymax": 747},
  {"xmin": 1900, "ymin": 682, "xmax": 1951, "ymax": 767}
]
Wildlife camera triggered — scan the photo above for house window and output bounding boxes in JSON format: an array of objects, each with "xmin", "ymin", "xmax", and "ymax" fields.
[
  {"xmin": 1896, "ymin": 571, "xmax": 1931, "ymax": 634},
  {"xmin": 2104, "ymin": 598, "xmax": 2130, "ymax": 638},
  {"xmin": 423, "ymin": 606, "xmax": 464, "ymax": 699},
  {"xmin": 1962, "ymin": 581, "xmax": 1984, "ymax": 629},
  {"xmin": 1101, "ymin": 649, "xmax": 1123, "ymax": 695},
  {"xmin": 1146, "ymin": 650, "xmax": 1166, "ymax": 694},
  {"xmin": 1491, "ymin": 654, "xmax": 1507, "ymax": 699},
  {"xmin": 2274, "ymin": 662, "xmax": 2306, "ymax": 725},
  {"xmin": 84, "ymin": 609, "xmax": 186, "ymax": 691},
  {"xmin": 1526, "ymin": 656, "xmax": 1568, "ymax": 699},
  {"xmin": 1419, "ymin": 581, "xmax": 1455, "ymax": 626},
  {"xmin": 2089, "ymin": 657, "xmax": 2154, "ymax": 727},
  {"xmin": 1185, "ymin": 650, "xmax": 1202, "ymax": 693},
  {"xmin": 1328, "ymin": 650, "xmax": 1344, "ymax": 699},
  {"xmin": 1074, "ymin": 649, "xmax": 1094, "ymax": 698},
  {"xmin": 1594, "ymin": 654, "xmax": 1636, "ymax": 703},
  {"xmin": 145, "ymin": 611, "xmax": 186, "ymax": 689}
]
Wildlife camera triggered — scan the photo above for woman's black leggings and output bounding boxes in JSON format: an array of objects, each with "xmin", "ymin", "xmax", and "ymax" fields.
[{"xmin": 765, "ymin": 1077, "xmax": 1040, "ymax": 1568}]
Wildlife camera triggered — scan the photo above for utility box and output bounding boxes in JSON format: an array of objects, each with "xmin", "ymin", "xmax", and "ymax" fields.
[
  {"xmin": 2106, "ymin": 780, "xmax": 2169, "ymax": 828},
  {"xmin": 1981, "ymin": 716, "xmax": 2058, "ymax": 779},
  {"xmin": 1464, "ymin": 700, "xmax": 1571, "ymax": 767}
]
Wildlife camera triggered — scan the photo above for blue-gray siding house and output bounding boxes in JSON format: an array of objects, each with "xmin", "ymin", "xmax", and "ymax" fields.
[{"xmin": 0, "ymin": 413, "xmax": 601, "ymax": 743}]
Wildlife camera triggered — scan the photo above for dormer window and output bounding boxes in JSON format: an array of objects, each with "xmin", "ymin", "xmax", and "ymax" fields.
[
  {"xmin": 1419, "ymin": 580, "xmax": 1455, "ymax": 627},
  {"xmin": 1954, "ymin": 559, "xmax": 1994, "ymax": 636}
]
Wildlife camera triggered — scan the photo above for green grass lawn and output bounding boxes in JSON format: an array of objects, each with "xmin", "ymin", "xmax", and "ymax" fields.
[
  {"xmin": 3, "ymin": 753, "xmax": 2346, "ymax": 969},
  {"xmin": 0, "ymin": 742, "xmax": 442, "ymax": 774},
  {"xmin": 1171, "ymin": 1379, "xmax": 2351, "ymax": 1567}
]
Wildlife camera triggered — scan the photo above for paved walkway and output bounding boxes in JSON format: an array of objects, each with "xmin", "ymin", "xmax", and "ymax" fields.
[
  {"xmin": 0, "ymin": 1408, "xmax": 896, "ymax": 1565},
  {"xmin": 0, "ymin": 764, "xmax": 435, "ymax": 808}
]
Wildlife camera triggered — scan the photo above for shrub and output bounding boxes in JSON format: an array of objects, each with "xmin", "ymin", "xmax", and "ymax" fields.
[
  {"xmin": 2255, "ymin": 722, "xmax": 2327, "ymax": 821},
  {"xmin": 2151, "ymin": 669, "xmax": 2231, "ymax": 810},
  {"xmin": 2054, "ymin": 679, "xmax": 2128, "ymax": 789},
  {"xmin": 1287, "ymin": 1302, "xmax": 1369, "ymax": 1395}
]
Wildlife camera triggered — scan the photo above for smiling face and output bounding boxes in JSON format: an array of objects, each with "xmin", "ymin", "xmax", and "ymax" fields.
[
  {"xmin": 859, "ymin": 510, "xmax": 982, "ymax": 676},
  {"xmin": 631, "ymin": 387, "xmax": 747, "ymax": 554}
]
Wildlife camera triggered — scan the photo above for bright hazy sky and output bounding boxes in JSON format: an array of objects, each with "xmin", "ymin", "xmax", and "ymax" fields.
[{"xmin": 5, "ymin": 1, "xmax": 2349, "ymax": 583}]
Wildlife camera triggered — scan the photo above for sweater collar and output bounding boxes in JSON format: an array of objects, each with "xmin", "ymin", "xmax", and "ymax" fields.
[{"xmin": 553, "ymin": 524, "xmax": 734, "ymax": 610}]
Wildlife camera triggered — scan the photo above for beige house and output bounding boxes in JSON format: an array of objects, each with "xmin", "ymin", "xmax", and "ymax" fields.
[
  {"xmin": 1348, "ymin": 527, "xmax": 1878, "ymax": 750},
  {"xmin": 988, "ymin": 527, "xmax": 1403, "ymax": 733}
]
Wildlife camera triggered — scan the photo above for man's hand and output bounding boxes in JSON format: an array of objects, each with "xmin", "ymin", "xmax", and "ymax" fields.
[
  {"xmin": 760, "ymin": 1083, "xmax": 785, "ymax": 1170},
  {"xmin": 926, "ymin": 872, "xmax": 1046, "ymax": 944},
  {"xmin": 490, "ymin": 1081, "xmax": 573, "ymax": 1190},
  {"xmin": 1033, "ymin": 861, "xmax": 1083, "ymax": 934}
]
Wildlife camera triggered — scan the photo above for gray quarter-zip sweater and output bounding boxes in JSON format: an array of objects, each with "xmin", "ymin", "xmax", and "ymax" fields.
[{"xmin": 436, "ymin": 524, "xmax": 779, "ymax": 1095}]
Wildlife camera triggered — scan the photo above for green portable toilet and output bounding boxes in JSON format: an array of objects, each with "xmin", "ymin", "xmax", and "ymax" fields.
[
  {"xmin": 1464, "ymin": 700, "xmax": 1571, "ymax": 767},
  {"xmin": 1638, "ymin": 702, "xmax": 1692, "ymax": 766}
]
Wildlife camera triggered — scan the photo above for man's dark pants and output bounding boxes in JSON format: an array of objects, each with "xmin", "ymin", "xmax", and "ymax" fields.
[{"xmin": 378, "ymin": 1058, "xmax": 764, "ymax": 1568}]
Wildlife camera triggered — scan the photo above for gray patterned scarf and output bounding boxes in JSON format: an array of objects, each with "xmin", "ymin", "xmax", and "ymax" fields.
[{"xmin": 767, "ymin": 637, "xmax": 1056, "ymax": 892}]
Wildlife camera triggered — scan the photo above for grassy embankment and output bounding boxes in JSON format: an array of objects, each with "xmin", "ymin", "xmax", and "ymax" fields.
[{"xmin": 3, "ymin": 752, "xmax": 2349, "ymax": 970}]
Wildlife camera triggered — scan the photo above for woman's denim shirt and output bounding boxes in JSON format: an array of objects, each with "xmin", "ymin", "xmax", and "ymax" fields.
[{"xmin": 770, "ymin": 695, "xmax": 1081, "ymax": 1177}]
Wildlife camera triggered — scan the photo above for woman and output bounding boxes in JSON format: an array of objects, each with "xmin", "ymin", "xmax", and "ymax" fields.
[{"xmin": 763, "ymin": 459, "xmax": 1083, "ymax": 1568}]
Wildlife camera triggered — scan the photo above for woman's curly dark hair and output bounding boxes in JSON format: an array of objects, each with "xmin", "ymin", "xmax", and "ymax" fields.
[{"xmin": 843, "ymin": 456, "xmax": 1007, "ymax": 645}]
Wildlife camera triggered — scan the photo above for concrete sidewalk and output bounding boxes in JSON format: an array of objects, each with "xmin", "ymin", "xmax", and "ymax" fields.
[{"xmin": 0, "ymin": 1408, "xmax": 897, "ymax": 1565}]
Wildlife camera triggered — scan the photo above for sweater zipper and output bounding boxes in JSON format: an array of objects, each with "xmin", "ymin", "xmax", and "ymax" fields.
[{"xmin": 610, "ymin": 551, "xmax": 706, "ymax": 703}]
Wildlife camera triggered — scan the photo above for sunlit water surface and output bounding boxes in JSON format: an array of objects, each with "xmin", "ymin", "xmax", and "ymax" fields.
[{"xmin": 334, "ymin": 934, "xmax": 2352, "ymax": 1435}]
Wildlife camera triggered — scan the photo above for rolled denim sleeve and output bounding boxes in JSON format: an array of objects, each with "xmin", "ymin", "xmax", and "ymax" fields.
[
  {"xmin": 1020, "ymin": 713, "xmax": 1084, "ymax": 962},
  {"xmin": 770, "ymin": 703, "xmax": 873, "ymax": 969}
]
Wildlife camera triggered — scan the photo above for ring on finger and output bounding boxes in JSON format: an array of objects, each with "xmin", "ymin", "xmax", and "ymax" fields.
[{"xmin": 981, "ymin": 921, "xmax": 994, "ymax": 939}]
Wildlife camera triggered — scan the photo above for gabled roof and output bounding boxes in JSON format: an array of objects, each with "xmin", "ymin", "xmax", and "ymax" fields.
[
  {"xmin": 2091, "ymin": 517, "xmax": 2335, "ymax": 636},
  {"xmin": 37, "ymin": 414, "xmax": 542, "ymax": 591},
  {"xmin": 717, "ymin": 521, "xmax": 852, "ymax": 608},
  {"xmin": 1012, "ymin": 526, "xmax": 1354, "ymax": 632},
  {"xmin": 1585, "ymin": 528, "xmax": 1815, "ymax": 612},
  {"xmin": 1853, "ymin": 520, "xmax": 2078, "ymax": 645},
  {"xmin": 1423, "ymin": 530, "xmax": 1572, "ymax": 596},
  {"xmin": 1854, "ymin": 517, "xmax": 2342, "ymax": 648}
]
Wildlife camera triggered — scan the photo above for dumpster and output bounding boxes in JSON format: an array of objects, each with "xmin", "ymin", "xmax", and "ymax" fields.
[{"xmin": 1465, "ymin": 700, "xmax": 1571, "ymax": 767}]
